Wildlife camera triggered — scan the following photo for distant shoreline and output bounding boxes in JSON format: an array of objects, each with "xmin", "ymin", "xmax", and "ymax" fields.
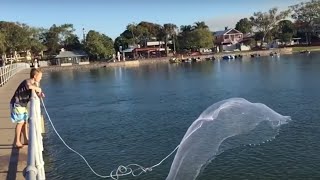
[
  {"xmin": 41, "ymin": 58, "xmax": 170, "ymax": 72},
  {"xmin": 41, "ymin": 48, "xmax": 296, "ymax": 72}
]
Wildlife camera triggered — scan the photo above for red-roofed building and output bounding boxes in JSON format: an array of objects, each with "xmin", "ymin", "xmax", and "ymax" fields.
[
  {"xmin": 121, "ymin": 40, "xmax": 173, "ymax": 60},
  {"xmin": 214, "ymin": 27, "xmax": 245, "ymax": 52}
]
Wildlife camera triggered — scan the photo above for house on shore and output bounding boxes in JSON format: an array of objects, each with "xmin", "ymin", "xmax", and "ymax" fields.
[
  {"xmin": 51, "ymin": 48, "xmax": 89, "ymax": 66},
  {"xmin": 214, "ymin": 27, "xmax": 250, "ymax": 52},
  {"xmin": 120, "ymin": 40, "xmax": 173, "ymax": 60},
  {"xmin": 136, "ymin": 40, "xmax": 173, "ymax": 58}
]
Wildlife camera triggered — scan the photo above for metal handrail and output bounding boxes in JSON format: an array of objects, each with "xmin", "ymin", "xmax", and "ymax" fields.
[
  {"xmin": 25, "ymin": 90, "xmax": 45, "ymax": 180},
  {"xmin": 0, "ymin": 63, "xmax": 30, "ymax": 87}
]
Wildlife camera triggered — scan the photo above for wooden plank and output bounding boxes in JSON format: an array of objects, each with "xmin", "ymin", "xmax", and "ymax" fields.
[{"xmin": 0, "ymin": 69, "xmax": 30, "ymax": 180}]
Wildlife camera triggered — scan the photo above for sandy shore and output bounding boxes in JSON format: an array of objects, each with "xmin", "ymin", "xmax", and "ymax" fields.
[
  {"xmin": 41, "ymin": 48, "xmax": 293, "ymax": 72},
  {"xmin": 41, "ymin": 58, "xmax": 171, "ymax": 72}
]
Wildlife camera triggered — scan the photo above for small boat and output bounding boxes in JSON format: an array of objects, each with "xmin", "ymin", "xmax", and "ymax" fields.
[
  {"xmin": 169, "ymin": 58, "xmax": 180, "ymax": 63},
  {"xmin": 181, "ymin": 58, "xmax": 192, "ymax": 63},
  {"xmin": 236, "ymin": 55, "xmax": 243, "ymax": 59},
  {"xmin": 222, "ymin": 55, "xmax": 235, "ymax": 60},
  {"xmin": 270, "ymin": 52, "xmax": 280, "ymax": 58},
  {"xmin": 192, "ymin": 57, "xmax": 201, "ymax": 62},
  {"xmin": 251, "ymin": 54, "xmax": 260, "ymax": 58},
  {"xmin": 206, "ymin": 57, "xmax": 215, "ymax": 61},
  {"xmin": 300, "ymin": 50, "xmax": 310, "ymax": 54}
]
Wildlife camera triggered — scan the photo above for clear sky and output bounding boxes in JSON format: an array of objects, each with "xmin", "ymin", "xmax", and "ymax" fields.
[{"xmin": 1, "ymin": 0, "xmax": 306, "ymax": 40}]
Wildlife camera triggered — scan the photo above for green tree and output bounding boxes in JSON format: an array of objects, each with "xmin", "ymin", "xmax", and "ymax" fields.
[
  {"xmin": 280, "ymin": 33, "xmax": 293, "ymax": 44},
  {"xmin": 0, "ymin": 32, "xmax": 6, "ymax": 55},
  {"xmin": 193, "ymin": 28, "xmax": 214, "ymax": 48},
  {"xmin": 114, "ymin": 36, "xmax": 127, "ymax": 52},
  {"xmin": 235, "ymin": 18, "xmax": 253, "ymax": 34},
  {"xmin": 126, "ymin": 23, "xmax": 137, "ymax": 45},
  {"xmin": 43, "ymin": 24, "xmax": 74, "ymax": 55},
  {"xmin": 85, "ymin": 30, "xmax": 115, "ymax": 60},
  {"xmin": 250, "ymin": 7, "xmax": 290, "ymax": 43},
  {"xmin": 0, "ymin": 22, "xmax": 46, "ymax": 58},
  {"xmin": 137, "ymin": 21, "xmax": 162, "ymax": 38},
  {"xmin": 162, "ymin": 23, "xmax": 178, "ymax": 55},
  {"xmin": 290, "ymin": 0, "xmax": 320, "ymax": 45},
  {"xmin": 243, "ymin": 38, "xmax": 256, "ymax": 47},
  {"xmin": 118, "ymin": 22, "xmax": 154, "ymax": 48},
  {"xmin": 64, "ymin": 34, "xmax": 82, "ymax": 51},
  {"xmin": 276, "ymin": 20, "xmax": 295, "ymax": 43},
  {"xmin": 193, "ymin": 21, "xmax": 209, "ymax": 29},
  {"xmin": 121, "ymin": 21, "xmax": 163, "ymax": 47},
  {"xmin": 43, "ymin": 25, "xmax": 60, "ymax": 55},
  {"xmin": 265, "ymin": 28, "xmax": 277, "ymax": 43},
  {"xmin": 0, "ymin": 22, "xmax": 30, "ymax": 53},
  {"xmin": 27, "ymin": 27, "xmax": 46, "ymax": 55},
  {"xmin": 58, "ymin": 24, "xmax": 75, "ymax": 43},
  {"xmin": 180, "ymin": 25, "xmax": 193, "ymax": 33},
  {"xmin": 177, "ymin": 25, "xmax": 193, "ymax": 50},
  {"xmin": 16, "ymin": 23, "xmax": 32, "ymax": 51},
  {"xmin": 177, "ymin": 23, "xmax": 213, "ymax": 50},
  {"xmin": 254, "ymin": 31, "xmax": 264, "ymax": 41}
]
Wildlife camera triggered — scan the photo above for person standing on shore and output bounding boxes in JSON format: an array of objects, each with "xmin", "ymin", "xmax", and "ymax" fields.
[{"xmin": 10, "ymin": 68, "xmax": 43, "ymax": 148}]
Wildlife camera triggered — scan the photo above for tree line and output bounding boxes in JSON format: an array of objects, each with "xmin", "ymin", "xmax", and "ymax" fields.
[
  {"xmin": 0, "ymin": 0, "xmax": 319, "ymax": 61},
  {"xmin": 236, "ymin": 0, "xmax": 320, "ymax": 46},
  {"xmin": 0, "ymin": 22, "xmax": 116, "ymax": 61},
  {"xmin": 114, "ymin": 21, "xmax": 213, "ymax": 56}
]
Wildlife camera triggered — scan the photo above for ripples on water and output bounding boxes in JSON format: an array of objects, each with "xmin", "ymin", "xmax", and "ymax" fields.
[{"xmin": 42, "ymin": 54, "xmax": 320, "ymax": 180}]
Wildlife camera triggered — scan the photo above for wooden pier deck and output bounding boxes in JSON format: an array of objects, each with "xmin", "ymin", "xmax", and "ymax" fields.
[{"xmin": 0, "ymin": 69, "xmax": 30, "ymax": 180}]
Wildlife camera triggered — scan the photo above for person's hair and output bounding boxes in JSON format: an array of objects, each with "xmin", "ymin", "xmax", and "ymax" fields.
[{"xmin": 30, "ymin": 68, "xmax": 42, "ymax": 78}]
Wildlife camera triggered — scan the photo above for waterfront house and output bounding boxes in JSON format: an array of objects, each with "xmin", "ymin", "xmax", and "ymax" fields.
[
  {"xmin": 214, "ymin": 27, "xmax": 244, "ymax": 52},
  {"xmin": 121, "ymin": 40, "xmax": 173, "ymax": 59},
  {"xmin": 135, "ymin": 40, "xmax": 172, "ymax": 58},
  {"xmin": 291, "ymin": 38, "xmax": 301, "ymax": 45},
  {"xmin": 51, "ymin": 48, "xmax": 89, "ymax": 66}
]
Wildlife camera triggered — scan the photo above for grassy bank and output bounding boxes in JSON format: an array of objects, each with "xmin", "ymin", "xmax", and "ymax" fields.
[{"xmin": 291, "ymin": 46, "xmax": 320, "ymax": 52}]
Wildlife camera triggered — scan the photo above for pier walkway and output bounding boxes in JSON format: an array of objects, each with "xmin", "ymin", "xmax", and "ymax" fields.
[{"xmin": 0, "ymin": 69, "xmax": 30, "ymax": 180}]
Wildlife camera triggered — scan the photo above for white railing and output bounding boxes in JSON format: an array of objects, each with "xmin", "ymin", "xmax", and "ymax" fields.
[
  {"xmin": 25, "ymin": 90, "xmax": 45, "ymax": 180},
  {"xmin": 0, "ymin": 63, "xmax": 30, "ymax": 87}
]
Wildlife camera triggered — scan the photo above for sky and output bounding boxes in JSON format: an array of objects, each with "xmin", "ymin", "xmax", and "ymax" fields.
[{"xmin": 1, "ymin": 0, "xmax": 307, "ymax": 40}]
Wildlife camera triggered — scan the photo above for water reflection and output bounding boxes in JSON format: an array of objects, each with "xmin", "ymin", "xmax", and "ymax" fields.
[{"xmin": 42, "ymin": 53, "xmax": 320, "ymax": 180}]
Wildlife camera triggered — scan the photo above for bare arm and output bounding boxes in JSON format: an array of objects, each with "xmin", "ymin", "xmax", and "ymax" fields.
[{"xmin": 26, "ymin": 80, "xmax": 42, "ymax": 93}]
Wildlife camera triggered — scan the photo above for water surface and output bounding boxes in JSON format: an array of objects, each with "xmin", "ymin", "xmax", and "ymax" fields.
[{"xmin": 42, "ymin": 53, "xmax": 320, "ymax": 180}]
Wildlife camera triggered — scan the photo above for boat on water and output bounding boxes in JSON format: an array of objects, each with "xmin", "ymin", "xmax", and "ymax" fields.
[
  {"xmin": 250, "ymin": 54, "xmax": 260, "ymax": 58},
  {"xmin": 181, "ymin": 58, "xmax": 192, "ymax": 63},
  {"xmin": 192, "ymin": 57, "xmax": 202, "ymax": 62},
  {"xmin": 299, "ymin": 50, "xmax": 311, "ymax": 54},
  {"xmin": 270, "ymin": 52, "xmax": 280, "ymax": 57},
  {"xmin": 206, "ymin": 57, "xmax": 215, "ymax": 61},
  {"xmin": 222, "ymin": 55, "xmax": 235, "ymax": 60},
  {"xmin": 169, "ymin": 58, "xmax": 181, "ymax": 63}
]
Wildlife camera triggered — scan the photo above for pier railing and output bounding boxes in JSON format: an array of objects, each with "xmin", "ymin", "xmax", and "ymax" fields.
[
  {"xmin": 0, "ymin": 63, "xmax": 30, "ymax": 87},
  {"xmin": 25, "ymin": 90, "xmax": 45, "ymax": 180}
]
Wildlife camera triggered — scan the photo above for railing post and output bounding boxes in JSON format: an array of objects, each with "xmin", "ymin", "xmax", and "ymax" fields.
[
  {"xmin": 25, "ymin": 90, "xmax": 46, "ymax": 180},
  {"xmin": 0, "ymin": 67, "xmax": 3, "ymax": 86},
  {"xmin": 4, "ymin": 66, "xmax": 7, "ymax": 84},
  {"xmin": 26, "ymin": 90, "xmax": 38, "ymax": 180}
]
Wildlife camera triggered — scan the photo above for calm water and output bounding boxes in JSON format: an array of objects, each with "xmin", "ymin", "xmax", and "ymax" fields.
[{"xmin": 42, "ymin": 53, "xmax": 320, "ymax": 180}]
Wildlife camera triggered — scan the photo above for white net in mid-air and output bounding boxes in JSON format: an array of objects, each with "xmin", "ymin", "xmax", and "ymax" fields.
[{"xmin": 166, "ymin": 98, "xmax": 291, "ymax": 180}]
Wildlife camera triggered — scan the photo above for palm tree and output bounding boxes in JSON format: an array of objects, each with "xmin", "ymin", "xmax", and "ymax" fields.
[
  {"xmin": 163, "ymin": 23, "xmax": 177, "ymax": 55},
  {"xmin": 180, "ymin": 25, "xmax": 193, "ymax": 33},
  {"xmin": 126, "ymin": 23, "xmax": 137, "ymax": 46},
  {"xmin": 193, "ymin": 21, "xmax": 209, "ymax": 29}
]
